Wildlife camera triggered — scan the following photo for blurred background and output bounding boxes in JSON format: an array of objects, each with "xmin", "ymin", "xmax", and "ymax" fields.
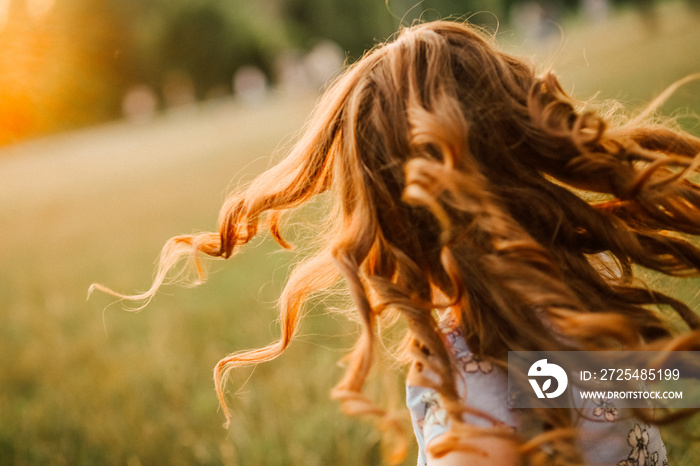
[{"xmin": 1, "ymin": 0, "xmax": 700, "ymax": 464}]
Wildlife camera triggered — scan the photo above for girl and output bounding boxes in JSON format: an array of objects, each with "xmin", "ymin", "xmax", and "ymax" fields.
[{"xmin": 93, "ymin": 21, "xmax": 700, "ymax": 465}]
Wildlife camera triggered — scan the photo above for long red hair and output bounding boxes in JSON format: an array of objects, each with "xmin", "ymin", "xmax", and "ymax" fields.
[{"xmin": 92, "ymin": 21, "xmax": 700, "ymax": 464}]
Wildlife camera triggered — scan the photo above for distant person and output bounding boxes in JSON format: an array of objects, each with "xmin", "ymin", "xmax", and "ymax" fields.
[{"xmin": 93, "ymin": 20, "xmax": 700, "ymax": 465}]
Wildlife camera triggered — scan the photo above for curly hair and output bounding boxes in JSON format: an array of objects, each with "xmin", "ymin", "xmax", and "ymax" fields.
[{"xmin": 92, "ymin": 20, "xmax": 700, "ymax": 464}]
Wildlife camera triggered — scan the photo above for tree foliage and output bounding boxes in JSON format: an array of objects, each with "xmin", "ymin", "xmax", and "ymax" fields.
[{"xmin": 1, "ymin": 0, "xmax": 684, "ymax": 144}]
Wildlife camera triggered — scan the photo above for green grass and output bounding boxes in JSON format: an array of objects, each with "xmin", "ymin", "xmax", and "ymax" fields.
[{"xmin": 2, "ymin": 2, "xmax": 700, "ymax": 465}]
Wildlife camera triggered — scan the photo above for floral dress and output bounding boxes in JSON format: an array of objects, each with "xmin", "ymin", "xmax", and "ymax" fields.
[{"xmin": 406, "ymin": 318, "xmax": 669, "ymax": 466}]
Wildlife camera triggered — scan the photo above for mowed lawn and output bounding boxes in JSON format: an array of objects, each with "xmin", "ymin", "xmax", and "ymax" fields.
[{"xmin": 2, "ymin": 2, "xmax": 700, "ymax": 465}]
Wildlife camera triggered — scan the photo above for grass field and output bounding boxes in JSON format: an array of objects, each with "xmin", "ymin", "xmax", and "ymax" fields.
[{"xmin": 2, "ymin": 2, "xmax": 700, "ymax": 465}]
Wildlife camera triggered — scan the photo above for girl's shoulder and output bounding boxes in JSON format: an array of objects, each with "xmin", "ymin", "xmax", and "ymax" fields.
[
  {"xmin": 406, "ymin": 311, "xmax": 518, "ymax": 464},
  {"xmin": 406, "ymin": 310, "xmax": 669, "ymax": 466}
]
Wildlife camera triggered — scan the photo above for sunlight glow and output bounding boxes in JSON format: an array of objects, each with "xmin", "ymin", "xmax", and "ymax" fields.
[
  {"xmin": 0, "ymin": 0, "xmax": 71, "ymax": 145},
  {"xmin": 0, "ymin": 0, "xmax": 10, "ymax": 31},
  {"xmin": 27, "ymin": 0, "xmax": 55, "ymax": 21}
]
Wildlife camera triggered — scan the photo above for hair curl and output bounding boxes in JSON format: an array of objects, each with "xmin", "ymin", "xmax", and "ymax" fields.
[{"xmin": 92, "ymin": 20, "xmax": 700, "ymax": 465}]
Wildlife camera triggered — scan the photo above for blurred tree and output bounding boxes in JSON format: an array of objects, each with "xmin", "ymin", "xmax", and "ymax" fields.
[
  {"xmin": 282, "ymin": 0, "xmax": 397, "ymax": 60},
  {"xmin": 133, "ymin": 1, "xmax": 286, "ymax": 102},
  {"xmin": 162, "ymin": 5, "xmax": 237, "ymax": 99},
  {"xmin": 6, "ymin": 0, "xmax": 627, "ymax": 146}
]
